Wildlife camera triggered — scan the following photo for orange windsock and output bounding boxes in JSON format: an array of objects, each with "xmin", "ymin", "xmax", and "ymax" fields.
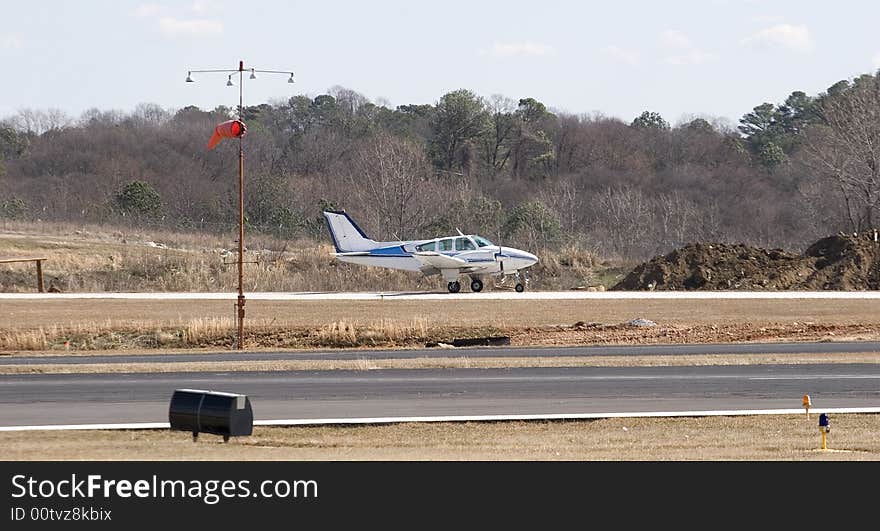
[{"xmin": 207, "ymin": 119, "xmax": 247, "ymax": 150}]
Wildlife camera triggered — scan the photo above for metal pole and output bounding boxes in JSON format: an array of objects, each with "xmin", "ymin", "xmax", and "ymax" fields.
[
  {"xmin": 236, "ymin": 60, "xmax": 245, "ymax": 350},
  {"xmin": 186, "ymin": 60, "xmax": 294, "ymax": 349}
]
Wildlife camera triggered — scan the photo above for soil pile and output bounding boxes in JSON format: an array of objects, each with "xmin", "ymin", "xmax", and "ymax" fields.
[{"xmin": 612, "ymin": 231, "xmax": 880, "ymax": 290}]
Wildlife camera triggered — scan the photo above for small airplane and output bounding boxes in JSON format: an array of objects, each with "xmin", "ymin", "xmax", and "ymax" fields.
[{"xmin": 323, "ymin": 210, "xmax": 539, "ymax": 293}]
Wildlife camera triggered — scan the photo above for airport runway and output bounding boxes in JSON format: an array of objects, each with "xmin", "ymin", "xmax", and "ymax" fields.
[
  {"xmin": 3, "ymin": 340, "xmax": 880, "ymax": 365},
  {"xmin": 1, "ymin": 362, "xmax": 878, "ymax": 427}
]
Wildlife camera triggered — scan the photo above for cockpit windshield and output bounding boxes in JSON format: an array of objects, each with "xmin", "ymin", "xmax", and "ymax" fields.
[{"xmin": 473, "ymin": 235, "xmax": 494, "ymax": 248}]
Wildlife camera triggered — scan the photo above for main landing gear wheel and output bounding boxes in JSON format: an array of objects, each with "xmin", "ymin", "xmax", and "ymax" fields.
[
  {"xmin": 470, "ymin": 279, "xmax": 484, "ymax": 292},
  {"xmin": 515, "ymin": 283, "xmax": 525, "ymax": 293},
  {"xmin": 447, "ymin": 281, "xmax": 461, "ymax": 293}
]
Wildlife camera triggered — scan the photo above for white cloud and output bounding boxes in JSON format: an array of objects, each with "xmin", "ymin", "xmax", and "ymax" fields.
[
  {"xmin": 190, "ymin": 1, "xmax": 221, "ymax": 14},
  {"xmin": 134, "ymin": 3, "xmax": 164, "ymax": 17},
  {"xmin": 1, "ymin": 33, "xmax": 23, "ymax": 50},
  {"xmin": 659, "ymin": 30, "xmax": 715, "ymax": 66},
  {"xmin": 486, "ymin": 41, "xmax": 555, "ymax": 58},
  {"xmin": 601, "ymin": 45, "xmax": 639, "ymax": 65},
  {"xmin": 711, "ymin": 0, "xmax": 767, "ymax": 4},
  {"xmin": 664, "ymin": 49, "xmax": 718, "ymax": 66},
  {"xmin": 158, "ymin": 17, "xmax": 223, "ymax": 36},
  {"xmin": 135, "ymin": 4, "xmax": 223, "ymax": 37},
  {"xmin": 661, "ymin": 30, "xmax": 691, "ymax": 48},
  {"xmin": 751, "ymin": 15, "xmax": 785, "ymax": 24},
  {"xmin": 741, "ymin": 23, "xmax": 812, "ymax": 52}
]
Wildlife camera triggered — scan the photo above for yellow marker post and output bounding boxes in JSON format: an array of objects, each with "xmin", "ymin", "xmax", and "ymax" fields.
[
  {"xmin": 820, "ymin": 429, "xmax": 827, "ymax": 450},
  {"xmin": 802, "ymin": 394, "xmax": 811, "ymax": 418}
]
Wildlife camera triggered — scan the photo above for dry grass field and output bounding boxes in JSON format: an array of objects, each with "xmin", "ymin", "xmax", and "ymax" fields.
[
  {"xmin": 2, "ymin": 414, "xmax": 878, "ymax": 461},
  {"xmin": 3, "ymin": 219, "xmax": 880, "ymax": 354},
  {"xmin": 3, "ymin": 298, "xmax": 880, "ymax": 353},
  {"xmin": 0, "ymin": 220, "xmax": 612, "ymax": 294}
]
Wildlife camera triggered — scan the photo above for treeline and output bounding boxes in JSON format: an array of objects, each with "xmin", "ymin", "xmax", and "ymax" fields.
[{"xmin": 2, "ymin": 71, "xmax": 879, "ymax": 260}]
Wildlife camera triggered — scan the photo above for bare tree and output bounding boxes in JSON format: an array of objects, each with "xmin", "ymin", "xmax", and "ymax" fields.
[
  {"xmin": 538, "ymin": 176, "xmax": 583, "ymax": 234},
  {"xmin": 479, "ymin": 94, "xmax": 517, "ymax": 174},
  {"xmin": 653, "ymin": 190, "xmax": 698, "ymax": 251},
  {"xmin": 130, "ymin": 103, "xmax": 171, "ymax": 126},
  {"xmin": 591, "ymin": 185, "xmax": 652, "ymax": 258},
  {"xmin": 347, "ymin": 132, "xmax": 435, "ymax": 239},
  {"xmin": 9, "ymin": 108, "xmax": 71, "ymax": 135},
  {"xmin": 328, "ymin": 85, "xmax": 371, "ymax": 135},
  {"xmin": 800, "ymin": 74, "xmax": 880, "ymax": 232}
]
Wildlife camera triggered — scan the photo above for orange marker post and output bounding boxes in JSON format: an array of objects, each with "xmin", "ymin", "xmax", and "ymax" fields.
[{"xmin": 802, "ymin": 394, "xmax": 811, "ymax": 418}]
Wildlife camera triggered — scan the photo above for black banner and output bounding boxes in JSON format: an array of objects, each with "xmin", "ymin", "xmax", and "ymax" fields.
[{"xmin": 1, "ymin": 461, "xmax": 875, "ymax": 527}]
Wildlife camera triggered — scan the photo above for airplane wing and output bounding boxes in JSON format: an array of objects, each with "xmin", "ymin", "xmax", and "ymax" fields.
[
  {"xmin": 411, "ymin": 251, "xmax": 469, "ymax": 269},
  {"xmin": 334, "ymin": 251, "xmax": 371, "ymax": 257}
]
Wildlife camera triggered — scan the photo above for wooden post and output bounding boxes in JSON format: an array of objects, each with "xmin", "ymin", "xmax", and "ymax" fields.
[{"xmin": 36, "ymin": 259, "xmax": 44, "ymax": 293}]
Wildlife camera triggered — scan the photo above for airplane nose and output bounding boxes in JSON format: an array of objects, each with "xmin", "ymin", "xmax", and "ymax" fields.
[{"xmin": 498, "ymin": 247, "xmax": 538, "ymax": 268}]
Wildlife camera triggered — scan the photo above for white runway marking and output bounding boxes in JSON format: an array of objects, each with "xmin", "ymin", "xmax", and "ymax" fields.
[
  {"xmin": 752, "ymin": 375, "xmax": 880, "ymax": 380},
  {"xmin": 2, "ymin": 291, "xmax": 880, "ymax": 300},
  {"xmin": 2, "ymin": 407, "xmax": 878, "ymax": 431}
]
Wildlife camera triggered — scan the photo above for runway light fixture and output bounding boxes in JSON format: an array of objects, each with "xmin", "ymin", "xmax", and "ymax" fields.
[
  {"xmin": 226, "ymin": 74, "xmax": 234, "ymax": 86},
  {"xmin": 185, "ymin": 71, "xmax": 194, "ymax": 83},
  {"xmin": 818, "ymin": 413, "xmax": 830, "ymax": 450},
  {"xmin": 249, "ymin": 69, "xmax": 257, "ymax": 80},
  {"xmin": 288, "ymin": 73, "xmax": 295, "ymax": 83}
]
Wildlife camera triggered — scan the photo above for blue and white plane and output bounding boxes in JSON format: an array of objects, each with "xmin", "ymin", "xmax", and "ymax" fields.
[{"xmin": 323, "ymin": 210, "xmax": 539, "ymax": 293}]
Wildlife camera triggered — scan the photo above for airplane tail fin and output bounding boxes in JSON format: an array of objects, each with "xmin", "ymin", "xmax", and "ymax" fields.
[{"xmin": 323, "ymin": 211, "xmax": 380, "ymax": 252}]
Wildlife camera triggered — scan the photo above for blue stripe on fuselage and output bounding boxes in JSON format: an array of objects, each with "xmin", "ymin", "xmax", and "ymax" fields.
[
  {"xmin": 497, "ymin": 252, "xmax": 532, "ymax": 260},
  {"xmin": 366, "ymin": 247, "xmax": 501, "ymax": 263},
  {"xmin": 369, "ymin": 245, "xmax": 411, "ymax": 257}
]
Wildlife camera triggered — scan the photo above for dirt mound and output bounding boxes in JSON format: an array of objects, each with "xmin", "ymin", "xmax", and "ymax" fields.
[{"xmin": 612, "ymin": 232, "xmax": 880, "ymax": 290}]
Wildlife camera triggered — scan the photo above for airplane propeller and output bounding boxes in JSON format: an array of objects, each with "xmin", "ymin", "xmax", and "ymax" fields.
[{"xmin": 493, "ymin": 232, "xmax": 506, "ymax": 272}]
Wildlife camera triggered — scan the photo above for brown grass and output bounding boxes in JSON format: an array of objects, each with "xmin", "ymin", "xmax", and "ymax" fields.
[
  {"xmin": 3, "ymin": 297, "xmax": 880, "ymax": 354},
  {"xmin": 0, "ymin": 220, "xmax": 615, "ymax": 293},
  {"xmin": 2, "ymin": 414, "xmax": 878, "ymax": 460},
  {"xmin": 0, "ymin": 315, "xmax": 453, "ymax": 352},
  {"xmin": 4, "ymin": 220, "xmax": 880, "ymax": 354},
  {"xmin": 313, "ymin": 319, "xmax": 430, "ymax": 347}
]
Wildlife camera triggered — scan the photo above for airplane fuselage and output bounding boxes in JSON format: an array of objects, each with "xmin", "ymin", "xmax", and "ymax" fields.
[
  {"xmin": 323, "ymin": 210, "xmax": 538, "ymax": 292},
  {"xmin": 336, "ymin": 240, "xmax": 538, "ymax": 277}
]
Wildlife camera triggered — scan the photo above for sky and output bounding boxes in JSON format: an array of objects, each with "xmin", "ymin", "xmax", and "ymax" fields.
[{"xmin": 2, "ymin": 0, "xmax": 880, "ymax": 127}]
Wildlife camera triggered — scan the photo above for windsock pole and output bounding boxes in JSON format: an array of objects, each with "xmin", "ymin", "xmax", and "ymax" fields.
[
  {"xmin": 186, "ymin": 59, "xmax": 296, "ymax": 350},
  {"xmin": 236, "ymin": 60, "xmax": 245, "ymax": 350}
]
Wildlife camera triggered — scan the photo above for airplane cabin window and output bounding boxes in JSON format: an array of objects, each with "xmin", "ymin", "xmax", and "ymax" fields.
[
  {"xmin": 416, "ymin": 241, "xmax": 436, "ymax": 252},
  {"xmin": 473, "ymin": 236, "xmax": 493, "ymax": 247},
  {"xmin": 455, "ymin": 237, "xmax": 476, "ymax": 251},
  {"xmin": 438, "ymin": 238, "xmax": 454, "ymax": 252}
]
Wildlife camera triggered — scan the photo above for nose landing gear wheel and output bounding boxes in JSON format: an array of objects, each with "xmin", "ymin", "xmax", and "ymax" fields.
[
  {"xmin": 470, "ymin": 279, "xmax": 484, "ymax": 292},
  {"xmin": 515, "ymin": 283, "xmax": 525, "ymax": 293},
  {"xmin": 447, "ymin": 281, "xmax": 461, "ymax": 293}
]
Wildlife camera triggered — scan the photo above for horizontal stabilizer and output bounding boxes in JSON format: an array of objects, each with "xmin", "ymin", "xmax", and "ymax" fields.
[{"xmin": 412, "ymin": 251, "xmax": 469, "ymax": 269}]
